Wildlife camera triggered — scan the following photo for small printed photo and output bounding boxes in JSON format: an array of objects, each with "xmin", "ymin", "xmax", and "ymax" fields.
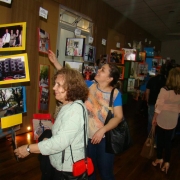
[
  {"xmin": 109, "ymin": 49, "xmax": 124, "ymax": 64},
  {"xmin": 0, "ymin": 86, "xmax": 26, "ymax": 118},
  {"xmin": 32, "ymin": 118, "xmax": 53, "ymax": 140},
  {"xmin": 64, "ymin": 61, "xmax": 84, "ymax": 74},
  {"xmin": 130, "ymin": 62, "xmax": 138, "ymax": 78},
  {"xmin": 65, "ymin": 38, "xmax": 85, "ymax": 57},
  {"xmin": 138, "ymin": 52, "xmax": 146, "ymax": 61},
  {"xmin": 0, "ymin": 53, "xmax": 30, "ymax": 85},
  {"xmin": 38, "ymin": 87, "xmax": 49, "ymax": 111},
  {"xmin": 127, "ymin": 78, "xmax": 135, "ymax": 92},
  {"xmin": 122, "ymin": 48, "xmax": 136, "ymax": 61},
  {"xmin": 152, "ymin": 57, "xmax": 162, "ymax": 67},
  {"xmin": 137, "ymin": 63, "xmax": 148, "ymax": 76},
  {"xmin": 38, "ymin": 28, "xmax": 50, "ymax": 54},
  {"xmin": 83, "ymin": 45, "xmax": 96, "ymax": 63},
  {"xmin": 83, "ymin": 64, "xmax": 96, "ymax": 80},
  {"xmin": 39, "ymin": 64, "xmax": 50, "ymax": 88}
]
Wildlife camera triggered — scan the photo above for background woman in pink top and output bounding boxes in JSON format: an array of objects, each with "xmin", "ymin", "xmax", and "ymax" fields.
[{"xmin": 152, "ymin": 68, "xmax": 180, "ymax": 174}]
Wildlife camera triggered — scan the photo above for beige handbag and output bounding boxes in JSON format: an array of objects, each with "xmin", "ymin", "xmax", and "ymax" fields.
[{"xmin": 140, "ymin": 126, "xmax": 155, "ymax": 159}]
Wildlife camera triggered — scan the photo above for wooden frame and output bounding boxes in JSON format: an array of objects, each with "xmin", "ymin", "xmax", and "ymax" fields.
[
  {"xmin": 0, "ymin": 53, "xmax": 30, "ymax": 85},
  {"xmin": 0, "ymin": 22, "xmax": 26, "ymax": 51},
  {"xmin": 38, "ymin": 28, "xmax": 50, "ymax": 54},
  {"xmin": 109, "ymin": 49, "xmax": 124, "ymax": 64},
  {"xmin": 0, "ymin": 86, "xmax": 26, "ymax": 118}
]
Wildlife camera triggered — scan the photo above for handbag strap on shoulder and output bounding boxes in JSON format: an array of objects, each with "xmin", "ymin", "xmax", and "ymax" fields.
[
  {"xmin": 61, "ymin": 102, "xmax": 87, "ymax": 164},
  {"xmin": 109, "ymin": 88, "xmax": 115, "ymax": 108}
]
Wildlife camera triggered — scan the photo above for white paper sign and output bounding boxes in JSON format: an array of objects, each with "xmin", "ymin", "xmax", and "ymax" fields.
[
  {"xmin": 145, "ymin": 38, "xmax": 147, "ymax": 42},
  {"xmin": 116, "ymin": 42, "xmax": 120, "ymax": 48},
  {"xmin": 149, "ymin": 41, "xmax": 151, "ymax": 44},
  {"xmin": 88, "ymin": 36, "xmax": 93, "ymax": 44},
  {"xmin": 75, "ymin": 28, "xmax": 81, "ymax": 36},
  {"xmin": 0, "ymin": 0, "xmax": 11, "ymax": 4},
  {"xmin": 102, "ymin": 39, "xmax": 106, "ymax": 45},
  {"xmin": 128, "ymin": 43, "xmax": 131, "ymax": 47},
  {"xmin": 39, "ymin": 7, "xmax": 48, "ymax": 19}
]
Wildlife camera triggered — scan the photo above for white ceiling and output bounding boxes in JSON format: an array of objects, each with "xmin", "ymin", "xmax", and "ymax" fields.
[{"xmin": 102, "ymin": 0, "xmax": 180, "ymax": 41}]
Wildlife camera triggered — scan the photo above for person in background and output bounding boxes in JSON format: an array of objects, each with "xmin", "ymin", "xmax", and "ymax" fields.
[
  {"xmin": 2, "ymin": 28, "xmax": 10, "ymax": 48},
  {"xmin": 145, "ymin": 66, "xmax": 166, "ymax": 134},
  {"xmin": 152, "ymin": 68, "xmax": 180, "ymax": 174},
  {"xmin": 48, "ymin": 50, "xmax": 123, "ymax": 180},
  {"xmin": 9, "ymin": 29, "xmax": 16, "ymax": 47},
  {"xmin": 14, "ymin": 68, "xmax": 89, "ymax": 180}
]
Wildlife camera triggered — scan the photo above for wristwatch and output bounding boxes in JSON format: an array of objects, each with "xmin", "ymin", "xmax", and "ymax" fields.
[{"xmin": 27, "ymin": 144, "xmax": 31, "ymax": 154}]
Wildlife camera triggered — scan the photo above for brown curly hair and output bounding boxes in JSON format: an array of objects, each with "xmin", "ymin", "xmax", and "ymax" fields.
[{"xmin": 54, "ymin": 68, "xmax": 89, "ymax": 102}]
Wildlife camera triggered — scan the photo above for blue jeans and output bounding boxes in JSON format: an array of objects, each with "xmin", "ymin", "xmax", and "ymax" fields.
[
  {"xmin": 88, "ymin": 138, "xmax": 115, "ymax": 180},
  {"xmin": 148, "ymin": 105, "xmax": 155, "ymax": 133}
]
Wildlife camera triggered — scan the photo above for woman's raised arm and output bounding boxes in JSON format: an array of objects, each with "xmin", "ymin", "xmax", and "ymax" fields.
[{"xmin": 48, "ymin": 50, "xmax": 62, "ymax": 70}]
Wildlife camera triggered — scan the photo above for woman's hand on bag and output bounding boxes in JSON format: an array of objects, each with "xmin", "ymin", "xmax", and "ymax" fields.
[
  {"xmin": 91, "ymin": 128, "xmax": 105, "ymax": 144},
  {"xmin": 14, "ymin": 145, "xmax": 30, "ymax": 158}
]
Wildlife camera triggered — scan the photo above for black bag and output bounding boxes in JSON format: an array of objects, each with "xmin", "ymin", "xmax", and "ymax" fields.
[{"xmin": 105, "ymin": 88, "xmax": 132, "ymax": 154}]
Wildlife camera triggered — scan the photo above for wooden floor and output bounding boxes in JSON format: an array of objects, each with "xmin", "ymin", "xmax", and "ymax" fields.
[{"xmin": 0, "ymin": 98, "xmax": 180, "ymax": 180}]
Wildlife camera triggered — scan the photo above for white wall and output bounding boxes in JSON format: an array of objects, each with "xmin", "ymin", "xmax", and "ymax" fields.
[{"xmin": 161, "ymin": 40, "xmax": 180, "ymax": 64}]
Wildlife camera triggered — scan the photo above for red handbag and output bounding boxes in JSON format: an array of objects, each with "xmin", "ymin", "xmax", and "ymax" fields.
[{"xmin": 72, "ymin": 157, "xmax": 94, "ymax": 176}]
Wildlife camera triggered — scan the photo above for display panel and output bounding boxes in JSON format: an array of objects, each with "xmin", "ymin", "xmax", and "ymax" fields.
[
  {"xmin": 0, "ymin": 22, "xmax": 26, "ymax": 51},
  {"xmin": 65, "ymin": 38, "xmax": 85, "ymax": 57},
  {"xmin": 38, "ymin": 28, "xmax": 50, "ymax": 54},
  {"xmin": 0, "ymin": 53, "xmax": 30, "ymax": 85},
  {"xmin": 0, "ymin": 86, "xmax": 26, "ymax": 118}
]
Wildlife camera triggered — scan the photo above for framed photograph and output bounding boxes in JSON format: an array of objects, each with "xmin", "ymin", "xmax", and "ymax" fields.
[
  {"xmin": 38, "ymin": 87, "xmax": 49, "ymax": 111},
  {"xmin": 137, "ymin": 63, "xmax": 148, "ymax": 76},
  {"xmin": 63, "ymin": 61, "xmax": 84, "ymax": 74},
  {"xmin": 0, "ymin": 53, "xmax": 30, "ymax": 85},
  {"xmin": 152, "ymin": 57, "xmax": 162, "ymax": 67},
  {"xmin": 138, "ymin": 51, "xmax": 146, "ymax": 61},
  {"xmin": 38, "ymin": 28, "xmax": 50, "ymax": 54},
  {"xmin": 83, "ymin": 44, "xmax": 96, "ymax": 63},
  {"xmin": 39, "ymin": 64, "xmax": 50, "ymax": 88},
  {"xmin": 0, "ymin": 86, "xmax": 26, "ymax": 118},
  {"xmin": 109, "ymin": 49, "xmax": 124, "ymax": 64},
  {"xmin": 65, "ymin": 38, "xmax": 85, "ymax": 57},
  {"xmin": 117, "ymin": 66, "xmax": 124, "ymax": 80},
  {"xmin": 83, "ymin": 64, "xmax": 96, "ymax": 80},
  {"xmin": 130, "ymin": 62, "xmax": 138, "ymax": 78},
  {"xmin": 32, "ymin": 113, "xmax": 54, "ymax": 141},
  {"xmin": 0, "ymin": 22, "xmax": 26, "ymax": 51},
  {"xmin": 127, "ymin": 78, "xmax": 135, "ymax": 92},
  {"xmin": 122, "ymin": 48, "xmax": 136, "ymax": 61}
]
